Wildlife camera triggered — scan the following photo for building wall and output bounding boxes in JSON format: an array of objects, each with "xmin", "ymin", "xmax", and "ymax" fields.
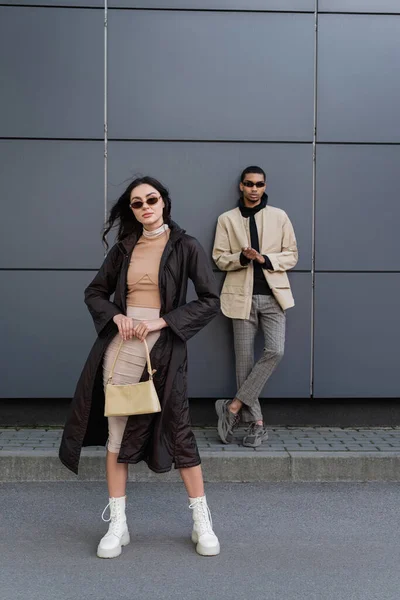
[{"xmin": 1, "ymin": 1, "xmax": 399, "ymax": 399}]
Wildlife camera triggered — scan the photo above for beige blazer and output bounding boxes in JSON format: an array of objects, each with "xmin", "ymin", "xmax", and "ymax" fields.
[{"xmin": 212, "ymin": 205, "xmax": 298, "ymax": 319}]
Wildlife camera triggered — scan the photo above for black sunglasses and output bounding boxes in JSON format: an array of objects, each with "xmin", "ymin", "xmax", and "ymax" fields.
[
  {"xmin": 130, "ymin": 196, "xmax": 160, "ymax": 210},
  {"xmin": 242, "ymin": 181, "xmax": 266, "ymax": 188}
]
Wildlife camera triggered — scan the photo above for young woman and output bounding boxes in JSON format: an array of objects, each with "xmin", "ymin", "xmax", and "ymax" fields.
[{"xmin": 59, "ymin": 176, "xmax": 221, "ymax": 559}]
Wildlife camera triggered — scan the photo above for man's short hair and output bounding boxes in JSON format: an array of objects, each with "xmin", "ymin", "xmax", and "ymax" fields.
[{"xmin": 240, "ymin": 166, "xmax": 266, "ymax": 183}]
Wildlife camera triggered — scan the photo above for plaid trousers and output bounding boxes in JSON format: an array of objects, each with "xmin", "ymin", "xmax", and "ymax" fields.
[{"xmin": 232, "ymin": 295, "xmax": 286, "ymax": 423}]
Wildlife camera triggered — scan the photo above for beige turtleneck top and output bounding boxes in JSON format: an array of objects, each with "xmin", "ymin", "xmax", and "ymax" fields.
[{"xmin": 126, "ymin": 230, "xmax": 170, "ymax": 308}]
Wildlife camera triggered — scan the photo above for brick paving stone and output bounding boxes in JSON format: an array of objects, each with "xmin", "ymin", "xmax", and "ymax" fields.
[
  {"xmin": 222, "ymin": 447, "xmax": 255, "ymax": 452},
  {"xmin": 3, "ymin": 443, "xmax": 25, "ymax": 447},
  {"xmin": 299, "ymin": 445, "xmax": 317, "ymax": 449}
]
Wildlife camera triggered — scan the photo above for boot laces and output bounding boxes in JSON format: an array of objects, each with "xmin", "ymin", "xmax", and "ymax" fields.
[
  {"xmin": 189, "ymin": 498, "xmax": 213, "ymax": 536},
  {"xmin": 101, "ymin": 501, "xmax": 112, "ymax": 523},
  {"xmin": 101, "ymin": 499, "xmax": 122, "ymax": 532}
]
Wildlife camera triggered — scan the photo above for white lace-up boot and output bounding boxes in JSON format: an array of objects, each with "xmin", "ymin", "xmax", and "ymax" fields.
[
  {"xmin": 189, "ymin": 496, "xmax": 220, "ymax": 556},
  {"xmin": 97, "ymin": 496, "xmax": 130, "ymax": 559}
]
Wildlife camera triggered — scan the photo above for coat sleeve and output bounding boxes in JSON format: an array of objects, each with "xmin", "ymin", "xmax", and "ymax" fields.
[
  {"xmin": 84, "ymin": 244, "xmax": 124, "ymax": 337},
  {"xmin": 212, "ymin": 216, "xmax": 249, "ymax": 272},
  {"xmin": 163, "ymin": 238, "xmax": 220, "ymax": 342},
  {"xmin": 266, "ymin": 212, "xmax": 298, "ymax": 272}
]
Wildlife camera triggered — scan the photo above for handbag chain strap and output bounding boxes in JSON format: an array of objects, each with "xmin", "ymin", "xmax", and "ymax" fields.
[{"xmin": 108, "ymin": 337, "xmax": 155, "ymax": 384}]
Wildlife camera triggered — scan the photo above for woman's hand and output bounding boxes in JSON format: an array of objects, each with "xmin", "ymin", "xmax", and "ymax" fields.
[
  {"xmin": 113, "ymin": 314, "xmax": 135, "ymax": 342},
  {"xmin": 133, "ymin": 318, "xmax": 168, "ymax": 342}
]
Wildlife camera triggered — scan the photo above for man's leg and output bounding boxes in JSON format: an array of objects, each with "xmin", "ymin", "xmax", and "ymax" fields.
[
  {"xmin": 239, "ymin": 295, "xmax": 286, "ymax": 447},
  {"xmin": 215, "ymin": 297, "xmax": 258, "ymax": 443},
  {"xmin": 236, "ymin": 295, "xmax": 285, "ymax": 403},
  {"xmin": 241, "ymin": 399, "xmax": 263, "ymax": 426},
  {"xmin": 232, "ymin": 301, "xmax": 263, "ymax": 421}
]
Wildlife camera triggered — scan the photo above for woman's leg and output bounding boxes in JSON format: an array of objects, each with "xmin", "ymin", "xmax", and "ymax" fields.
[
  {"xmin": 106, "ymin": 416, "xmax": 129, "ymax": 497},
  {"xmin": 179, "ymin": 464, "xmax": 205, "ymax": 498},
  {"xmin": 96, "ymin": 416, "xmax": 130, "ymax": 559},
  {"xmin": 98, "ymin": 308, "xmax": 160, "ymax": 558},
  {"xmin": 106, "ymin": 453, "xmax": 128, "ymax": 498},
  {"xmin": 180, "ymin": 465, "xmax": 220, "ymax": 556}
]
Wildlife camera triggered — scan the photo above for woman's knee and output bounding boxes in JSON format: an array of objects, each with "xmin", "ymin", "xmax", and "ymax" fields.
[
  {"xmin": 107, "ymin": 438, "xmax": 122, "ymax": 453},
  {"xmin": 107, "ymin": 416, "xmax": 128, "ymax": 454}
]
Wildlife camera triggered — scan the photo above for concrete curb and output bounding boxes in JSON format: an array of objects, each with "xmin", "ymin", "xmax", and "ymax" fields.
[
  {"xmin": 290, "ymin": 451, "xmax": 400, "ymax": 482},
  {"xmin": 2, "ymin": 449, "xmax": 400, "ymax": 482}
]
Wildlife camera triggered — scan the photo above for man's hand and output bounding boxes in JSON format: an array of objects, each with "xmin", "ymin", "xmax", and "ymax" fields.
[
  {"xmin": 133, "ymin": 318, "xmax": 168, "ymax": 342},
  {"xmin": 242, "ymin": 247, "xmax": 265, "ymax": 264},
  {"xmin": 254, "ymin": 253, "xmax": 266, "ymax": 265}
]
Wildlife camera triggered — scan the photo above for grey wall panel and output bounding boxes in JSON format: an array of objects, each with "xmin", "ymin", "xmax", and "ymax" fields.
[
  {"xmin": 2, "ymin": 1, "xmax": 103, "ymax": 5},
  {"xmin": 0, "ymin": 141, "xmax": 105, "ymax": 269},
  {"xmin": 108, "ymin": 141, "xmax": 312, "ymax": 269},
  {"xmin": 187, "ymin": 272, "xmax": 311, "ymax": 398},
  {"xmin": 0, "ymin": 7, "xmax": 103, "ymax": 138},
  {"xmin": 0, "ymin": 271, "xmax": 97, "ymax": 398},
  {"xmin": 317, "ymin": 15, "xmax": 400, "ymax": 142},
  {"xmin": 319, "ymin": 0, "xmax": 400, "ymax": 13},
  {"xmin": 314, "ymin": 273, "xmax": 400, "ymax": 398},
  {"xmin": 0, "ymin": 270, "xmax": 311, "ymax": 399},
  {"xmin": 315, "ymin": 145, "xmax": 400, "ymax": 271},
  {"xmin": 108, "ymin": 11, "xmax": 314, "ymax": 141},
  {"xmin": 109, "ymin": 1, "xmax": 314, "ymax": 9}
]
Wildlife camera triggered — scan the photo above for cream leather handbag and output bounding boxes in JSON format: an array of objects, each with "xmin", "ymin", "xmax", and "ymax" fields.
[{"xmin": 104, "ymin": 339, "xmax": 161, "ymax": 417}]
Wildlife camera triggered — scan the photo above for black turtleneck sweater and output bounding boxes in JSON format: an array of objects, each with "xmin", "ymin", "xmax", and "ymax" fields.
[{"xmin": 239, "ymin": 195, "xmax": 274, "ymax": 296}]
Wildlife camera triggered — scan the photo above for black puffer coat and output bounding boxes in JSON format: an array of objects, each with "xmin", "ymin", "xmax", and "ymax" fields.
[{"xmin": 59, "ymin": 222, "xmax": 220, "ymax": 474}]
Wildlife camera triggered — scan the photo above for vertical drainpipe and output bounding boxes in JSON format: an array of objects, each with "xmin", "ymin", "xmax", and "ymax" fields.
[
  {"xmin": 104, "ymin": 0, "xmax": 108, "ymax": 255},
  {"xmin": 310, "ymin": 0, "xmax": 318, "ymax": 397}
]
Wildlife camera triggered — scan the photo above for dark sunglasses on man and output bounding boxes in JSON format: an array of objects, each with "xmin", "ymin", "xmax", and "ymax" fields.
[{"xmin": 242, "ymin": 181, "xmax": 266, "ymax": 188}]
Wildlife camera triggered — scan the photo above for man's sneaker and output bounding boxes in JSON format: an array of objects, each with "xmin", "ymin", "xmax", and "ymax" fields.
[
  {"xmin": 242, "ymin": 423, "xmax": 269, "ymax": 448},
  {"xmin": 215, "ymin": 399, "xmax": 240, "ymax": 444}
]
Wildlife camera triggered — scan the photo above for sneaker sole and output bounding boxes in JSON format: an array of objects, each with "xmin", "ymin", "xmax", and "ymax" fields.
[
  {"xmin": 242, "ymin": 434, "xmax": 269, "ymax": 448},
  {"xmin": 215, "ymin": 400, "xmax": 233, "ymax": 444}
]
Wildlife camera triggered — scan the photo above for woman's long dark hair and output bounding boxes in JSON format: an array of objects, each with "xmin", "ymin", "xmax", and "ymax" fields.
[{"xmin": 102, "ymin": 176, "xmax": 172, "ymax": 249}]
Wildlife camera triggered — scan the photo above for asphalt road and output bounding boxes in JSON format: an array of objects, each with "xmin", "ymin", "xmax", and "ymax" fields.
[{"xmin": 1, "ymin": 482, "xmax": 399, "ymax": 600}]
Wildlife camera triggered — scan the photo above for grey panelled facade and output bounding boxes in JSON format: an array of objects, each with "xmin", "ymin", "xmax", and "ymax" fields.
[{"xmin": 0, "ymin": 2, "xmax": 399, "ymax": 400}]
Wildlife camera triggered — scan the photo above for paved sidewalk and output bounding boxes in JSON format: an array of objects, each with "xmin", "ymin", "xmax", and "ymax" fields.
[
  {"xmin": 1, "ymin": 426, "xmax": 400, "ymax": 482},
  {"xmin": 2, "ymin": 426, "xmax": 400, "ymax": 451}
]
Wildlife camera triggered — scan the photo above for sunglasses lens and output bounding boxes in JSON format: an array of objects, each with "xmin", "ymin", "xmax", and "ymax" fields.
[
  {"xmin": 147, "ymin": 197, "xmax": 159, "ymax": 206},
  {"xmin": 131, "ymin": 201, "xmax": 142, "ymax": 209},
  {"xmin": 256, "ymin": 182, "xmax": 265, "ymax": 188}
]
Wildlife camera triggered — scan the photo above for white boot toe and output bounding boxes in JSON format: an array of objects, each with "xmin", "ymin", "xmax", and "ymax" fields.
[{"xmin": 192, "ymin": 530, "xmax": 220, "ymax": 556}]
